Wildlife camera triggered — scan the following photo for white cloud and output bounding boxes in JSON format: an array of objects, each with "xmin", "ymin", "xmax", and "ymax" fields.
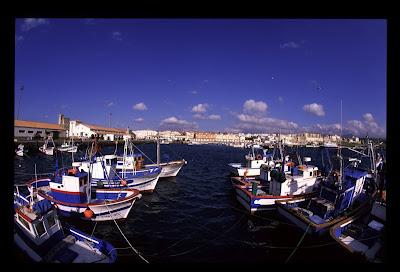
[
  {"xmin": 112, "ymin": 31, "xmax": 122, "ymax": 41},
  {"xmin": 21, "ymin": 18, "xmax": 49, "ymax": 32},
  {"xmin": 134, "ymin": 117, "xmax": 144, "ymax": 122},
  {"xmin": 278, "ymin": 96, "xmax": 284, "ymax": 103},
  {"xmin": 190, "ymin": 90, "xmax": 198, "ymax": 95},
  {"xmin": 133, "ymin": 102, "xmax": 147, "ymax": 111},
  {"xmin": 208, "ymin": 114, "xmax": 221, "ymax": 120},
  {"xmin": 309, "ymin": 113, "xmax": 385, "ymax": 138},
  {"xmin": 107, "ymin": 102, "xmax": 114, "ymax": 107},
  {"xmin": 303, "ymin": 103, "xmax": 325, "ymax": 117},
  {"xmin": 363, "ymin": 113, "xmax": 374, "ymax": 123},
  {"xmin": 243, "ymin": 99, "xmax": 267, "ymax": 114},
  {"xmin": 193, "ymin": 114, "xmax": 221, "ymax": 120},
  {"xmin": 280, "ymin": 41, "xmax": 300, "ymax": 49},
  {"xmin": 160, "ymin": 116, "xmax": 198, "ymax": 130},
  {"xmin": 235, "ymin": 113, "xmax": 298, "ymax": 132},
  {"xmin": 191, "ymin": 103, "xmax": 208, "ymax": 113},
  {"xmin": 346, "ymin": 113, "xmax": 385, "ymax": 137}
]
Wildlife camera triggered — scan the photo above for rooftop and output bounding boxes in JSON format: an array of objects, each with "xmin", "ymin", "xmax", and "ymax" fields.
[{"xmin": 15, "ymin": 120, "xmax": 66, "ymax": 131}]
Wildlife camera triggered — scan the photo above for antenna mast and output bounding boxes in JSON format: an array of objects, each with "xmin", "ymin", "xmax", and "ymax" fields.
[
  {"xmin": 17, "ymin": 85, "xmax": 24, "ymax": 120},
  {"xmin": 339, "ymin": 100, "xmax": 343, "ymax": 189}
]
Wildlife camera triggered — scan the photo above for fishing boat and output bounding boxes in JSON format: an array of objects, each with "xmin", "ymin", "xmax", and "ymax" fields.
[
  {"xmin": 16, "ymin": 144, "xmax": 27, "ymax": 156},
  {"xmin": 14, "ymin": 186, "xmax": 117, "ymax": 262},
  {"xmin": 234, "ymin": 157, "xmax": 322, "ymax": 214},
  {"xmin": 228, "ymin": 145, "xmax": 275, "ymax": 177},
  {"xmin": 116, "ymin": 136, "xmax": 186, "ymax": 179},
  {"xmin": 39, "ymin": 136, "xmax": 55, "ymax": 155},
  {"xmin": 147, "ymin": 136, "xmax": 186, "ymax": 178},
  {"xmin": 58, "ymin": 138, "xmax": 78, "ymax": 153},
  {"xmin": 26, "ymin": 169, "xmax": 142, "ymax": 221},
  {"xmin": 329, "ymin": 200, "xmax": 385, "ymax": 262},
  {"xmin": 275, "ymin": 144, "xmax": 377, "ymax": 236},
  {"xmin": 73, "ymin": 139, "xmax": 161, "ymax": 192},
  {"xmin": 324, "ymin": 142, "xmax": 338, "ymax": 148}
]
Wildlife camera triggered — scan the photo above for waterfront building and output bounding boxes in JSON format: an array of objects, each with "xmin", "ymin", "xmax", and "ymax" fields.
[
  {"xmin": 132, "ymin": 130, "xmax": 158, "ymax": 140},
  {"xmin": 69, "ymin": 120, "xmax": 125, "ymax": 141},
  {"xmin": 14, "ymin": 119, "xmax": 67, "ymax": 140}
]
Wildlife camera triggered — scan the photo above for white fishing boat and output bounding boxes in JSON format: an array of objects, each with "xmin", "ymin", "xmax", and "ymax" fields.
[
  {"xmin": 234, "ymin": 157, "xmax": 322, "ymax": 213},
  {"xmin": 14, "ymin": 186, "xmax": 117, "ymax": 262},
  {"xmin": 27, "ymin": 169, "xmax": 142, "ymax": 221},
  {"xmin": 39, "ymin": 136, "xmax": 55, "ymax": 155},
  {"xmin": 324, "ymin": 142, "xmax": 338, "ymax": 148},
  {"xmin": 16, "ymin": 144, "xmax": 27, "ymax": 156},
  {"xmin": 228, "ymin": 145, "xmax": 275, "ymax": 177},
  {"xmin": 58, "ymin": 138, "xmax": 78, "ymax": 153},
  {"xmin": 117, "ymin": 136, "xmax": 186, "ymax": 179}
]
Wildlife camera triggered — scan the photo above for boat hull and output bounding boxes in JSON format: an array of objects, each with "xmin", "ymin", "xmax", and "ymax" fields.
[
  {"xmin": 92, "ymin": 170, "xmax": 160, "ymax": 192},
  {"xmin": 275, "ymin": 195, "xmax": 372, "ymax": 236},
  {"xmin": 36, "ymin": 188, "xmax": 141, "ymax": 222},
  {"xmin": 234, "ymin": 184, "xmax": 315, "ymax": 214},
  {"xmin": 147, "ymin": 160, "xmax": 186, "ymax": 178}
]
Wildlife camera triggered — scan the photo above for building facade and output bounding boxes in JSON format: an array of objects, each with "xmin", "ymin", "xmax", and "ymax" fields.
[{"xmin": 14, "ymin": 120, "xmax": 67, "ymax": 139}]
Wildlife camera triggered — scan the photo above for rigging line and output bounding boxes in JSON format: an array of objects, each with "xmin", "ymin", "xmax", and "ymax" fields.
[
  {"xmin": 90, "ymin": 221, "xmax": 98, "ymax": 239},
  {"xmin": 104, "ymin": 201, "xmax": 150, "ymax": 264},
  {"xmin": 130, "ymin": 142, "xmax": 156, "ymax": 164},
  {"xmin": 163, "ymin": 143, "xmax": 184, "ymax": 160},
  {"xmin": 284, "ymin": 223, "xmax": 311, "ymax": 263},
  {"xmin": 167, "ymin": 214, "xmax": 246, "ymax": 258}
]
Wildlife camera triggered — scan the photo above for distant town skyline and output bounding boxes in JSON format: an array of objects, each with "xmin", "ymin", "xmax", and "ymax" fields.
[{"xmin": 15, "ymin": 19, "xmax": 386, "ymax": 137}]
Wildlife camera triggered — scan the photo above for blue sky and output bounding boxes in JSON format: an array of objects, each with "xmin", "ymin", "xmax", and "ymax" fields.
[{"xmin": 15, "ymin": 19, "xmax": 386, "ymax": 137}]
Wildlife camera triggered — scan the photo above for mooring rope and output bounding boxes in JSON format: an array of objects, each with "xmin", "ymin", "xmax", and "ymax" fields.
[
  {"xmin": 104, "ymin": 201, "xmax": 150, "ymax": 264},
  {"xmin": 285, "ymin": 223, "xmax": 311, "ymax": 263}
]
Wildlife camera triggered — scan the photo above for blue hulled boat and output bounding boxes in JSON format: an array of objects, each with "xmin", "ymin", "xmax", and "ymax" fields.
[{"xmin": 14, "ymin": 187, "xmax": 117, "ymax": 262}]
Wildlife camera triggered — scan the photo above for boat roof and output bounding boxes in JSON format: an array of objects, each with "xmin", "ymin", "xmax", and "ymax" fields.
[{"xmin": 344, "ymin": 167, "xmax": 368, "ymax": 179}]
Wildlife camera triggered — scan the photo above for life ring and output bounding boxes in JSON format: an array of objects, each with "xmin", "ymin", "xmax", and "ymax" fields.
[
  {"xmin": 120, "ymin": 179, "xmax": 127, "ymax": 186},
  {"xmin": 256, "ymin": 154, "xmax": 263, "ymax": 160}
]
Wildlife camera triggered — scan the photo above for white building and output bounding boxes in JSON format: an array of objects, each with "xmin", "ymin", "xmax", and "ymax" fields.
[
  {"xmin": 69, "ymin": 120, "xmax": 126, "ymax": 141},
  {"xmin": 132, "ymin": 130, "xmax": 158, "ymax": 140}
]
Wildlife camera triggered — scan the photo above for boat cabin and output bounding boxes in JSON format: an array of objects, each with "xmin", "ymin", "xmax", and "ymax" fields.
[
  {"xmin": 308, "ymin": 167, "xmax": 368, "ymax": 221},
  {"xmin": 15, "ymin": 200, "xmax": 63, "ymax": 256},
  {"xmin": 49, "ymin": 172, "xmax": 89, "ymax": 203},
  {"xmin": 269, "ymin": 164, "xmax": 319, "ymax": 196},
  {"xmin": 75, "ymin": 154, "xmax": 118, "ymax": 180}
]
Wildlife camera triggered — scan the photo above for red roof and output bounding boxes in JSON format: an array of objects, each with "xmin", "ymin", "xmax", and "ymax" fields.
[{"xmin": 15, "ymin": 120, "xmax": 66, "ymax": 131}]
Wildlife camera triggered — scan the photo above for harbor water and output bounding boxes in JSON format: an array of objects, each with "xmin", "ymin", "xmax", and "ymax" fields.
[{"xmin": 14, "ymin": 144, "xmax": 379, "ymax": 263}]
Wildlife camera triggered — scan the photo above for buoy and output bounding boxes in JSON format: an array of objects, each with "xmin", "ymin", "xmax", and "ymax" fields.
[
  {"xmin": 83, "ymin": 207, "xmax": 94, "ymax": 219},
  {"xmin": 121, "ymin": 180, "xmax": 127, "ymax": 186}
]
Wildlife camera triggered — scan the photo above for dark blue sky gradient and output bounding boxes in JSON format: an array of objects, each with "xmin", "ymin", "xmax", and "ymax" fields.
[{"xmin": 15, "ymin": 19, "xmax": 386, "ymax": 137}]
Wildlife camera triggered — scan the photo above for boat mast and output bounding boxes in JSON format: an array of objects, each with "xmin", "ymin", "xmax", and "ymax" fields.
[
  {"xmin": 122, "ymin": 137, "xmax": 128, "ymax": 179},
  {"xmin": 338, "ymin": 100, "xmax": 343, "ymax": 190},
  {"xmin": 157, "ymin": 132, "xmax": 160, "ymax": 165},
  {"xmin": 17, "ymin": 85, "xmax": 24, "ymax": 120}
]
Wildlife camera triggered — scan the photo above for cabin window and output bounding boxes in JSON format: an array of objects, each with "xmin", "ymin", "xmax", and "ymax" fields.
[
  {"xmin": 310, "ymin": 172, "xmax": 313, "ymax": 177},
  {"xmin": 18, "ymin": 130, "xmax": 25, "ymax": 133},
  {"xmin": 111, "ymin": 158, "xmax": 117, "ymax": 165},
  {"xmin": 35, "ymin": 221, "xmax": 46, "ymax": 237},
  {"xmin": 28, "ymin": 131, "xmax": 34, "ymax": 134},
  {"xmin": 18, "ymin": 215, "xmax": 30, "ymax": 231},
  {"xmin": 47, "ymin": 213, "xmax": 56, "ymax": 228},
  {"xmin": 106, "ymin": 159, "xmax": 110, "ymax": 165}
]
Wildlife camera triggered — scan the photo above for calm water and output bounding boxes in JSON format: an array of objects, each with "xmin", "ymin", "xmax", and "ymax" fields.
[{"xmin": 14, "ymin": 143, "xmax": 377, "ymax": 263}]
